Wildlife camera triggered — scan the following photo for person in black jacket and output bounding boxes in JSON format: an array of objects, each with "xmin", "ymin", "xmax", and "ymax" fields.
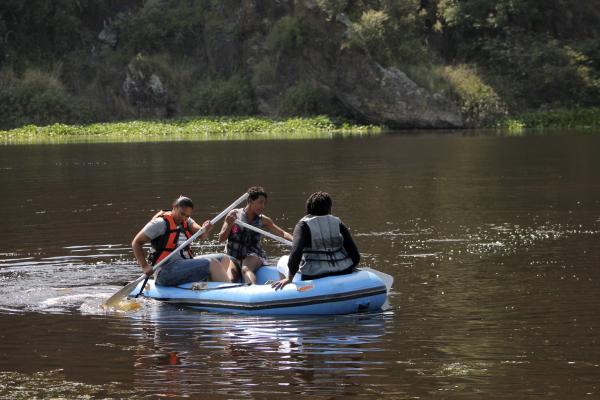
[{"xmin": 272, "ymin": 191, "xmax": 360, "ymax": 290}]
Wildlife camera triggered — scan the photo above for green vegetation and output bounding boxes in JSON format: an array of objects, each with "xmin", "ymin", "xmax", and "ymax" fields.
[
  {"xmin": 0, "ymin": 69, "xmax": 99, "ymax": 128},
  {"xmin": 280, "ymin": 83, "xmax": 335, "ymax": 116},
  {"xmin": 0, "ymin": 116, "xmax": 381, "ymax": 144},
  {"xmin": 183, "ymin": 76, "xmax": 255, "ymax": 116},
  {"xmin": 427, "ymin": 1, "xmax": 600, "ymax": 112},
  {"xmin": 439, "ymin": 65, "xmax": 507, "ymax": 127},
  {"xmin": 0, "ymin": 0, "xmax": 599, "ymax": 130},
  {"xmin": 252, "ymin": 59, "xmax": 277, "ymax": 87},
  {"xmin": 265, "ymin": 17, "xmax": 304, "ymax": 53},
  {"xmin": 496, "ymin": 107, "xmax": 600, "ymax": 132},
  {"xmin": 342, "ymin": 0, "xmax": 600, "ymax": 126}
]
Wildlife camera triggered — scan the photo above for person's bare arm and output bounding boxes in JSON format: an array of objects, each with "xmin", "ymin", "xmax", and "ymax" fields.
[
  {"xmin": 262, "ymin": 216, "xmax": 293, "ymax": 241},
  {"xmin": 132, "ymin": 230, "xmax": 153, "ymax": 276},
  {"xmin": 272, "ymin": 221, "xmax": 305, "ymax": 290},
  {"xmin": 190, "ymin": 219, "xmax": 212, "ymax": 240},
  {"xmin": 218, "ymin": 210, "xmax": 237, "ymax": 242}
]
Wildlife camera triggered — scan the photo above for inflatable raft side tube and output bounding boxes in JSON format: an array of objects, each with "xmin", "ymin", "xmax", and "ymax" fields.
[{"xmin": 149, "ymin": 285, "xmax": 387, "ymax": 311}]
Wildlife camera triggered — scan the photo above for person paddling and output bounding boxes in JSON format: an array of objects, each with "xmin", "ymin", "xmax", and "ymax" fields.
[
  {"xmin": 132, "ymin": 196, "xmax": 232, "ymax": 286},
  {"xmin": 272, "ymin": 191, "xmax": 360, "ymax": 290},
  {"xmin": 218, "ymin": 186, "xmax": 293, "ymax": 284}
]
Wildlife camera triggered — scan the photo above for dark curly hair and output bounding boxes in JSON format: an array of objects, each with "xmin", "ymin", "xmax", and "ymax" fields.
[
  {"xmin": 305, "ymin": 191, "xmax": 332, "ymax": 216},
  {"xmin": 247, "ymin": 186, "xmax": 268, "ymax": 201}
]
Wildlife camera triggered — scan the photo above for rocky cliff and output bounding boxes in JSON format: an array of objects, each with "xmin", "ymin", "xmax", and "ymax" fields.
[{"xmin": 116, "ymin": 0, "xmax": 462, "ymax": 128}]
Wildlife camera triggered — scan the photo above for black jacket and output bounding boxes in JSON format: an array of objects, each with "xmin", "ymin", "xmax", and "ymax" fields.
[{"xmin": 287, "ymin": 219, "xmax": 360, "ymax": 279}]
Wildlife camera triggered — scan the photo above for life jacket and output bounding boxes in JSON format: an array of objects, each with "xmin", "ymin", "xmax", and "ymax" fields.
[
  {"xmin": 226, "ymin": 208, "xmax": 266, "ymax": 260},
  {"xmin": 148, "ymin": 212, "xmax": 194, "ymax": 266},
  {"xmin": 298, "ymin": 214, "xmax": 354, "ymax": 277}
]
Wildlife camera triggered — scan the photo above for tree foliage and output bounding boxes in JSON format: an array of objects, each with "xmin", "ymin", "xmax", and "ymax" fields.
[
  {"xmin": 1, "ymin": 0, "xmax": 600, "ymax": 127},
  {"xmin": 183, "ymin": 76, "xmax": 255, "ymax": 116}
]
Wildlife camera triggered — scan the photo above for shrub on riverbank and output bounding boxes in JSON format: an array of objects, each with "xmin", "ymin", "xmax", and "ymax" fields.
[
  {"xmin": 183, "ymin": 77, "xmax": 256, "ymax": 116},
  {"xmin": 496, "ymin": 107, "xmax": 600, "ymax": 131},
  {"xmin": 439, "ymin": 65, "xmax": 508, "ymax": 127},
  {"xmin": 280, "ymin": 83, "xmax": 341, "ymax": 116},
  {"xmin": 0, "ymin": 69, "xmax": 98, "ymax": 129}
]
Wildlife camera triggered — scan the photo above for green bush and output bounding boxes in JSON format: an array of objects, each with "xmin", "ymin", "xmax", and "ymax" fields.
[
  {"xmin": 497, "ymin": 107, "xmax": 600, "ymax": 130},
  {"xmin": 346, "ymin": 3, "xmax": 428, "ymax": 66},
  {"xmin": 113, "ymin": 1, "xmax": 204, "ymax": 56},
  {"xmin": 266, "ymin": 17, "xmax": 304, "ymax": 53},
  {"xmin": 315, "ymin": 0, "xmax": 349, "ymax": 19},
  {"xmin": 0, "ymin": 69, "xmax": 97, "ymax": 129},
  {"xmin": 252, "ymin": 58, "xmax": 277, "ymax": 86},
  {"xmin": 130, "ymin": 53, "xmax": 177, "ymax": 77},
  {"xmin": 348, "ymin": 10, "xmax": 389, "ymax": 54},
  {"xmin": 439, "ymin": 64, "xmax": 507, "ymax": 127},
  {"xmin": 475, "ymin": 35, "xmax": 600, "ymax": 109},
  {"xmin": 280, "ymin": 83, "xmax": 333, "ymax": 116},
  {"xmin": 183, "ymin": 76, "xmax": 255, "ymax": 116}
]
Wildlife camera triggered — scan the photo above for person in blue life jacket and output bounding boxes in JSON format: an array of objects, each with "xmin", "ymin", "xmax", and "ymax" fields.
[
  {"xmin": 272, "ymin": 191, "xmax": 360, "ymax": 290},
  {"xmin": 218, "ymin": 186, "xmax": 293, "ymax": 284},
  {"xmin": 132, "ymin": 196, "xmax": 233, "ymax": 286}
]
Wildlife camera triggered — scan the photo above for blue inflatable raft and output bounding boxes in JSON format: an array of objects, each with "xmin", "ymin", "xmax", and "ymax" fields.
[{"xmin": 128, "ymin": 266, "xmax": 389, "ymax": 315}]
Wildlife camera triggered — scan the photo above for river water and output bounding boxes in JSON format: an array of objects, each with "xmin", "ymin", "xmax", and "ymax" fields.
[{"xmin": 0, "ymin": 132, "xmax": 599, "ymax": 398}]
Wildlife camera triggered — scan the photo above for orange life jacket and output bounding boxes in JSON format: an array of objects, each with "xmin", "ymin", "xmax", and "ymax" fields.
[{"xmin": 148, "ymin": 212, "xmax": 194, "ymax": 265}]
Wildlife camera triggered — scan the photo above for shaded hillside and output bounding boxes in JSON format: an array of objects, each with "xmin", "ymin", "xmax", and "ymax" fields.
[{"xmin": 1, "ymin": 0, "xmax": 599, "ymax": 129}]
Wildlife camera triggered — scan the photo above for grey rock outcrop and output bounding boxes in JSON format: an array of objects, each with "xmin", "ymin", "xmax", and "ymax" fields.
[
  {"xmin": 98, "ymin": 21, "xmax": 118, "ymax": 48},
  {"xmin": 333, "ymin": 54, "xmax": 463, "ymax": 128},
  {"xmin": 109, "ymin": 0, "xmax": 464, "ymax": 127},
  {"xmin": 252, "ymin": 0, "xmax": 464, "ymax": 128},
  {"xmin": 122, "ymin": 61, "xmax": 176, "ymax": 118}
]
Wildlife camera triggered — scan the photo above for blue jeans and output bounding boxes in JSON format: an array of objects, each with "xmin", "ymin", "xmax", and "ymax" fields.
[{"xmin": 156, "ymin": 254, "xmax": 225, "ymax": 286}]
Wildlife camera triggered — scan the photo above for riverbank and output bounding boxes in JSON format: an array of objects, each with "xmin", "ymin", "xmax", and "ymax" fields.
[
  {"xmin": 0, "ymin": 116, "xmax": 381, "ymax": 144},
  {"xmin": 3, "ymin": 108, "xmax": 600, "ymax": 145},
  {"xmin": 496, "ymin": 107, "xmax": 600, "ymax": 132},
  {"xmin": 3, "ymin": 2, "xmax": 599, "ymax": 131}
]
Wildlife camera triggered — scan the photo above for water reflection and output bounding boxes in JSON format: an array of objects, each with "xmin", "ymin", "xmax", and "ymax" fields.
[{"xmin": 126, "ymin": 305, "xmax": 390, "ymax": 398}]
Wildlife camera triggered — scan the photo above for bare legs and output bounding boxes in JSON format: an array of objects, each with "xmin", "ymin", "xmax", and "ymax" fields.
[
  {"xmin": 225, "ymin": 258, "xmax": 240, "ymax": 283},
  {"xmin": 226, "ymin": 255, "xmax": 263, "ymax": 284},
  {"xmin": 208, "ymin": 255, "xmax": 233, "ymax": 282},
  {"xmin": 240, "ymin": 255, "xmax": 263, "ymax": 284}
]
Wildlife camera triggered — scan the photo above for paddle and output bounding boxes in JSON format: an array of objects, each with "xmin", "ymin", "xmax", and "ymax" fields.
[
  {"xmin": 235, "ymin": 219, "xmax": 293, "ymax": 246},
  {"xmin": 233, "ymin": 219, "xmax": 394, "ymax": 292},
  {"xmin": 103, "ymin": 192, "xmax": 249, "ymax": 309}
]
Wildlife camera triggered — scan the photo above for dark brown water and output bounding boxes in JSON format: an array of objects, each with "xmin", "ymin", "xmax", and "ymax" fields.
[{"xmin": 1, "ymin": 133, "xmax": 599, "ymax": 398}]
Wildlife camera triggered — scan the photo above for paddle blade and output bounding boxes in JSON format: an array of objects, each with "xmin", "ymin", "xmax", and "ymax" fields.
[
  {"xmin": 361, "ymin": 267, "xmax": 394, "ymax": 293},
  {"xmin": 276, "ymin": 255, "xmax": 290, "ymax": 277},
  {"xmin": 102, "ymin": 275, "xmax": 145, "ymax": 309}
]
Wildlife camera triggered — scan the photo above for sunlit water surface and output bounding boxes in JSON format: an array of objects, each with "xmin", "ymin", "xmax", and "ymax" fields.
[{"xmin": 1, "ymin": 132, "xmax": 599, "ymax": 398}]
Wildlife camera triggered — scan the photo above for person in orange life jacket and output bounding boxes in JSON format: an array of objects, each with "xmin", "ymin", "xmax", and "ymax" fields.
[
  {"xmin": 218, "ymin": 186, "xmax": 293, "ymax": 284},
  {"xmin": 132, "ymin": 196, "xmax": 232, "ymax": 286},
  {"xmin": 272, "ymin": 191, "xmax": 360, "ymax": 290}
]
